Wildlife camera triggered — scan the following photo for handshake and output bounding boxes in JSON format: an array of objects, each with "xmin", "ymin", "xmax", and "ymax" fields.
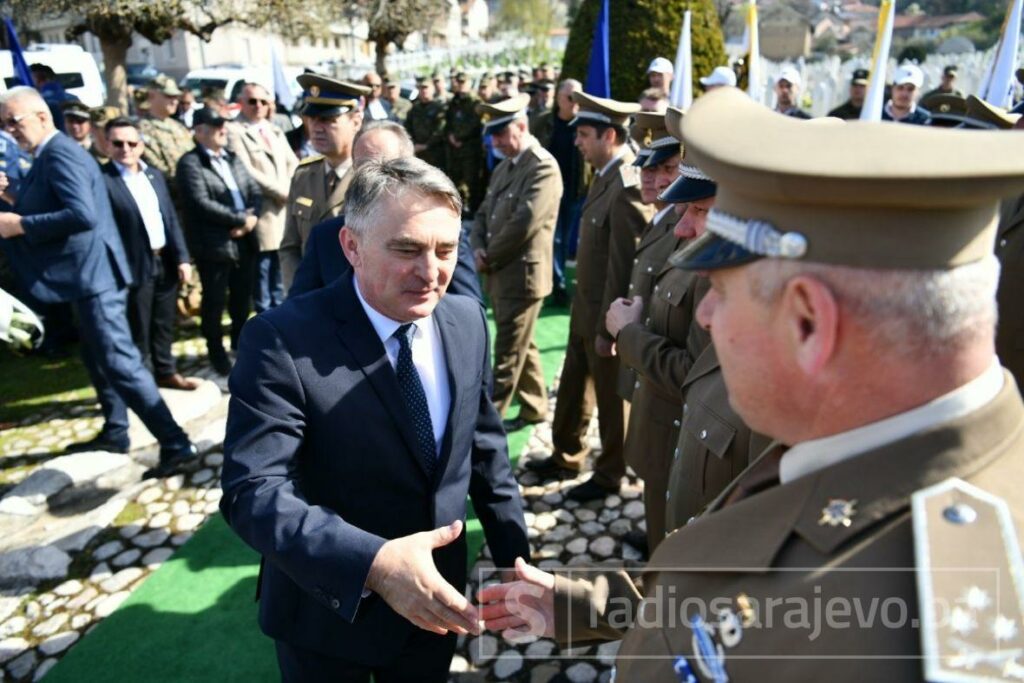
[{"xmin": 365, "ymin": 520, "xmax": 557, "ymax": 639}]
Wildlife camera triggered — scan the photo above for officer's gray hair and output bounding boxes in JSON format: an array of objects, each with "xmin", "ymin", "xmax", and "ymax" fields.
[
  {"xmin": 745, "ymin": 255, "xmax": 1000, "ymax": 354},
  {"xmin": 352, "ymin": 120, "xmax": 415, "ymax": 162},
  {"xmin": 559, "ymin": 79, "xmax": 582, "ymax": 95},
  {"xmin": 0, "ymin": 86, "xmax": 50, "ymax": 117},
  {"xmin": 344, "ymin": 157, "xmax": 462, "ymax": 237}
]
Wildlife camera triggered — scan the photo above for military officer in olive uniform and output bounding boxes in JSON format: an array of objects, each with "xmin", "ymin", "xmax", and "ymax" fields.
[
  {"xmin": 138, "ymin": 75, "xmax": 194, "ymax": 194},
  {"xmin": 445, "ymin": 72, "xmax": 484, "ymax": 213},
  {"xmin": 405, "ymin": 76, "xmax": 447, "ymax": 172},
  {"xmin": 526, "ymin": 92, "xmax": 652, "ymax": 503},
  {"xmin": 470, "ymin": 95, "xmax": 563, "ymax": 428},
  {"xmin": 279, "ymin": 74, "xmax": 369, "ymax": 289},
  {"xmin": 480, "ymin": 88, "xmax": 1024, "ymax": 683},
  {"xmin": 382, "ymin": 79, "xmax": 411, "ymax": 123}
]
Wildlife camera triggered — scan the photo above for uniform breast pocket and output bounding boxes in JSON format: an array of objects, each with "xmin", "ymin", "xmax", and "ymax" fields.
[{"xmin": 683, "ymin": 399, "xmax": 738, "ymax": 499}]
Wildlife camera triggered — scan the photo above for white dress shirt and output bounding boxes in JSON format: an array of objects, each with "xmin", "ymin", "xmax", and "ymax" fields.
[
  {"xmin": 113, "ymin": 160, "xmax": 166, "ymax": 250},
  {"xmin": 779, "ymin": 360, "xmax": 1004, "ymax": 484},
  {"xmin": 354, "ymin": 278, "xmax": 451, "ymax": 456},
  {"xmin": 201, "ymin": 145, "xmax": 245, "ymax": 212},
  {"xmin": 32, "ymin": 131, "xmax": 59, "ymax": 157}
]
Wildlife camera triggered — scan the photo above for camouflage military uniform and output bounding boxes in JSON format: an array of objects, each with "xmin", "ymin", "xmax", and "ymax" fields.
[
  {"xmin": 405, "ymin": 99, "xmax": 447, "ymax": 172},
  {"xmin": 445, "ymin": 91, "xmax": 483, "ymax": 212},
  {"xmin": 138, "ymin": 115, "xmax": 194, "ymax": 191},
  {"xmin": 389, "ymin": 96, "xmax": 412, "ymax": 123}
]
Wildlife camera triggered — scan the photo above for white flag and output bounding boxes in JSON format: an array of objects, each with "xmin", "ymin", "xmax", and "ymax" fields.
[{"xmin": 860, "ymin": 0, "xmax": 896, "ymax": 122}]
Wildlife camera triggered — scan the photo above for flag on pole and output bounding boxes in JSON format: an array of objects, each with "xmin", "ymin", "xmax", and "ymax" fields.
[
  {"xmin": 585, "ymin": 0, "xmax": 610, "ymax": 97},
  {"xmin": 670, "ymin": 11, "xmax": 693, "ymax": 109},
  {"xmin": 3, "ymin": 18, "xmax": 33, "ymax": 88},
  {"xmin": 978, "ymin": 0, "xmax": 1023, "ymax": 108},
  {"xmin": 745, "ymin": 1, "xmax": 763, "ymax": 103},
  {"xmin": 270, "ymin": 43, "xmax": 295, "ymax": 111},
  {"xmin": 860, "ymin": 0, "xmax": 896, "ymax": 122}
]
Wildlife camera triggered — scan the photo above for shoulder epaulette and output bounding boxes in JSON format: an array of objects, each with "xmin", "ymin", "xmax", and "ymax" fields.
[
  {"xmin": 297, "ymin": 155, "xmax": 324, "ymax": 168},
  {"xmin": 620, "ymin": 163, "xmax": 641, "ymax": 188},
  {"xmin": 913, "ymin": 477, "xmax": 1024, "ymax": 682}
]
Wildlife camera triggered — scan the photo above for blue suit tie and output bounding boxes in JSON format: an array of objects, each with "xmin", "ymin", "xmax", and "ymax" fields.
[{"xmin": 394, "ymin": 323, "xmax": 437, "ymax": 475}]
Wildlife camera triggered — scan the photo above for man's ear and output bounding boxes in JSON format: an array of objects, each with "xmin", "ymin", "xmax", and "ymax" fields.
[
  {"xmin": 780, "ymin": 275, "xmax": 839, "ymax": 376},
  {"xmin": 339, "ymin": 226, "xmax": 361, "ymax": 268}
]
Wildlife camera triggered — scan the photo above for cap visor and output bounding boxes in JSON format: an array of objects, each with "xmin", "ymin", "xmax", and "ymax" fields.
[
  {"xmin": 483, "ymin": 119, "xmax": 514, "ymax": 135},
  {"xmin": 668, "ymin": 231, "xmax": 762, "ymax": 271},
  {"xmin": 643, "ymin": 145, "xmax": 681, "ymax": 169},
  {"xmin": 303, "ymin": 103, "xmax": 351, "ymax": 117},
  {"xmin": 658, "ymin": 175, "xmax": 717, "ymax": 203}
]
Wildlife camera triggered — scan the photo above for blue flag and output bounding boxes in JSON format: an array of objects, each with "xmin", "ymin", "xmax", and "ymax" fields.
[
  {"xmin": 585, "ymin": 0, "xmax": 610, "ymax": 97},
  {"xmin": 4, "ymin": 18, "xmax": 33, "ymax": 88}
]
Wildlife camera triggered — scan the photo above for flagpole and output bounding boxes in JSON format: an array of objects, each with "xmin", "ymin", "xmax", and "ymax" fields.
[
  {"xmin": 979, "ymin": 0, "xmax": 1023, "ymax": 108},
  {"xmin": 746, "ymin": 0, "xmax": 762, "ymax": 104},
  {"xmin": 859, "ymin": 0, "xmax": 895, "ymax": 122}
]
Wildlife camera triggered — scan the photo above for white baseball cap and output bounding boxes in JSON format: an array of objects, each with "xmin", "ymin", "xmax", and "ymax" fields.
[
  {"xmin": 775, "ymin": 65, "xmax": 802, "ymax": 87},
  {"xmin": 647, "ymin": 57, "xmax": 674, "ymax": 75},
  {"xmin": 700, "ymin": 66, "xmax": 737, "ymax": 88},
  {"xmin": 893, "ymin": 63, "xmax": 924, "ymax": 88}
]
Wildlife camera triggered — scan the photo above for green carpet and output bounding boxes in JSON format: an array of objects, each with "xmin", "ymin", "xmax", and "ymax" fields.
[{"xmin": 47, "ymin": 301, "xmax": 570, "ymax": 681}]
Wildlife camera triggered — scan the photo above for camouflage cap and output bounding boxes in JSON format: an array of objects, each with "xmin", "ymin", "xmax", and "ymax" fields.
[
  {"xmin": 147, "ymin": 74, "xmax": 183, "ymax": 97},
  {"xmin": 89, "ymin": 105, "xmax": 121, "ymax": 125}
]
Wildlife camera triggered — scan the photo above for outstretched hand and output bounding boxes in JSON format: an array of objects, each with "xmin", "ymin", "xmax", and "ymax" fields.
[
  {"xmin": 366, "ymin": 520, "xmax": 481, "ymax": 636},
  {"xmin": 477, "ymin": 557, "xmax": 556, "ymax": 641}
]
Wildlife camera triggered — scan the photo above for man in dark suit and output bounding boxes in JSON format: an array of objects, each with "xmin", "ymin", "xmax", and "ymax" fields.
[
  {"xmin": 176, "ymin": 107, "xmax": 262, "ymax": 376},
  {"xmin": 101, "ymin": 117, "xmax": 197, "ymax": 391},
  {"xmin": 220, "ymin": 157, "xmax": 529, "ymax": 682},
  {"xmin": 288, "ymin": 121, "xmax": 483, "ymax": 303},
  {"xmin": 0, "ymin": 86, "xmax": 196, "ymax": 473}
]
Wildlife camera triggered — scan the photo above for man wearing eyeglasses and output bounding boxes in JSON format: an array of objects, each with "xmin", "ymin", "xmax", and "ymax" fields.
[
  {"xmin": 101, "ymin": 117, "xmax": 197, "ymax": 392},
  {"xmin": 227, "ymin": 83, "xmax": 299, "ymax": 313},
  {"xmin": 360, "ymin": 72, "xmax": 393, "ymax": 122},
  {"xmin": 279, "ymin": 73, "xmax": 368, "ymax": 290},
  {"xmin": 0, "ymin": 86, "xmax": 197, "ymax": 474}
]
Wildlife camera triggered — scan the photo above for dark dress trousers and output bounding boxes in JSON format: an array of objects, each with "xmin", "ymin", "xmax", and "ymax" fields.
[
  {"xmin": 288, "ymin": 215, "xmax": 484, "ymax": 304},
  {"xmin": 102, "ymin": 161, "xmax": 191, "ymax": 377},
  {"xmin": 0, "ymin": 132, "xmax": 188, "ymax": 448},
  {"xmin": 176, "ymin": 147, "xmax": 262, "ymax": 354},
  {"xmin": 220, "ymin": 274, "xmax": 528, "ymax": 678}
]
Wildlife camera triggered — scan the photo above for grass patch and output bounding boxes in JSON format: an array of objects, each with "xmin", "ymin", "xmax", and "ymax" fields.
[{"xmin": 113, "ymin": 502, "xmax": 146, "ymax": 527}]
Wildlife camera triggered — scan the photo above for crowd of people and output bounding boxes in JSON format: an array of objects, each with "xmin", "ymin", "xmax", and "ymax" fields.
[{"xmin": 3, "ymin": 50, "xmax": 1024, "ymax": 682}]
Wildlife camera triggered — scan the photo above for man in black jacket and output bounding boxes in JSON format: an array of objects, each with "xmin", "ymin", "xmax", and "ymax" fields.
[
  {"xmin": 176, "ymin": 107, "xmax": 262, "ymax": 375},
  {"xmin": 102, "ymin": 117, "xmax": 197, "ymax": 390}
]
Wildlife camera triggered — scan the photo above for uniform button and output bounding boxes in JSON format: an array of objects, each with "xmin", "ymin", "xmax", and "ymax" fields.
[
  {"xmin": 654, "ymin": 285, "xmax": 660, "ymax": 292},
  {"xmin": 1001, "ymin": 238, "xmax": 1008, "ymax": 247},
  {"xmin": 665, "ymin": 490, "xmax": 671, "ymax": 501},
  {"xmin": 667, "ymin": 291, "xmax": 673, "ymax": 299},
  {"xmin": 592, "ymin": 218, "xmax": 597, "ymax": 224},
  {"xmin": 699, "ymin": 429, "xmax": 708, "ymax": 440},
  {"xmin": 633, "ymin": 258, "xmax": 639, "ymax": 265},
  {"xmin": 644, "ymin": 317, "xmax": 651, "ymax": 326},
  {"xmin": 687, "ymin": 515, "xmax": 697, "ymax": 525},
  {"xmin": 673, "ymin": 447, "xmax": 679, "ymax": 459},
  {"xmin": 646, "ymin": 266, "xmax": 653, "ymax": 273},
  {"xmin": 634, "ymin": 381, "xmax": 641, "ymax": 389},
  {"xmin": 330, "ymin": 598, "xmax": 340, "ymax": 609},
  {"xmin": 683, "ymin": 403, "xmax": 689, "ymax": 414},
  {"xmin": 673, "ymin": 419, "xmax": 680, "ymax": 428},
  {"xmin": 628, "ymin": 284, "xmax": 634, "ymax": 291}
]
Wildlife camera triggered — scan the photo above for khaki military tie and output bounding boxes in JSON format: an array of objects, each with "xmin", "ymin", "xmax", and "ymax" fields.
[{"xmin": 325, "ymin": 169, "xmax": 339, "ymax": 198}]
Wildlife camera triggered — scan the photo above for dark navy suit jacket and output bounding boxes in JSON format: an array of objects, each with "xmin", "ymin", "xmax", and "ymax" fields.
[
  {"xmin": 1, "ymin": 132, "xmax": 131, "ymax": 304},
  {"xmin": 288, "ymin": 215, "xmax": 484, "ymax": 304},
  {"xmin": 101, "ymin": 162, "xmax": 190, "ymax": 285},
  {"xmin": 220, "ymin": 274, "xmax": 528, "ymax": 663}
]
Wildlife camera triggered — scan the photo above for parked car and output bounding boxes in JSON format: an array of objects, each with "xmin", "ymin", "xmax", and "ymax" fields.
[{"xmin": 0, "ymin": 43, "xmax": 105, "ymax": 107}]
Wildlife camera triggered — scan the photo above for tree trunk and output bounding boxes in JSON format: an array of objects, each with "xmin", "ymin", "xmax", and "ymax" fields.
[
  {"xmin": 375, "ymin": 38, "xmax": 388, "ymax": 78},
  {"xmin": 100, "ymin": 33, "xmax": 132, "ymax": 113}
]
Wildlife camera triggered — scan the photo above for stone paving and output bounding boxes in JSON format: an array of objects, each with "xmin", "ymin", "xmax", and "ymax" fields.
[{"xmin": 0, "ymin": 334, "xmax": 642, "ymax": 682}]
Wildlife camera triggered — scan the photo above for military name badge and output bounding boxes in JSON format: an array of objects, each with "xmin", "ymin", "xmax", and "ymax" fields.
[
  {"xmin": 295, "ymin": 196, "xmax": 314, "ymax": 207},
  {"xmin": 914, "ymin": 477, "xmax": 1024, "ymax": 681}
]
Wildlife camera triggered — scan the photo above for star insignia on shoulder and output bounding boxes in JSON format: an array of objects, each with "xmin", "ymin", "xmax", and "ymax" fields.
[{"xmin": 818, "ymin": 498, "xmax": 857, "ymax": 528}]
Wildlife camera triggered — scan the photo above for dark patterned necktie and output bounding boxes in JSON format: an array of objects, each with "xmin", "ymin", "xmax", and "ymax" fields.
[
  {"xmin": 325, "ymin": 169, "xmax": 339, "ymax": 197},
  {"xmin": 394, "ymin": 323, "xmax": 437, "ymax": 475}
]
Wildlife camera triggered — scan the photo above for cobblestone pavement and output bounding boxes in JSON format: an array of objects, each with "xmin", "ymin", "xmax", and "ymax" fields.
[{"xmin": 0, "ymin": 335, "xmax": 641, "ymax": 682}]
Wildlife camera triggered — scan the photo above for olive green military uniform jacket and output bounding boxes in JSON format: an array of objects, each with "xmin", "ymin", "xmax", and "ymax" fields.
[
  {"xmin": 445, "ymin": 92, "xmax": 482, "ymax": 153},
  {"xmin": 470, "ymin": 140, "xmax": 563, "ymax": 300},
  {"xmin": 530, "ymin": 107, "xmax": 554, "ymax": 145},
  {"xmin": 279, "ymin": 156, "xmax": 352, "ymax": 288},
  {"xmin": 996, "ymin": 193, "xmax": 1024, "ymax": 392},
  {"xmin": 405, "ymin": 99, "xmax": 447, "ymax": 169},
  {"xmin": 555, "ymin": 371, "xmax": 1024, "ymax": 682},
  {"xmin": 139, "ymin": 116, "xmax": 194, "ymax": 186},
  {"xmin": 665, "ymin": 342, "xmax": 772, "ymax": 531},
  {"xmin": 389, "ymin": 97, "xmax": 412, "ymax": 123},
  {"xmin": 616, "ymin": 207, "xmax": 684, "ymax": 401},
  {"xmin": 571, "ymin": 150, "xmax": 652, "ymax": 341}
]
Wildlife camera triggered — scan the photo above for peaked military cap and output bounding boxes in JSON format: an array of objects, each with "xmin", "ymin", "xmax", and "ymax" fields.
[
  {"xmin": 296, "ymin": 73, "xmax": 370, "ymax": 117},
  {"xmin": 61, "ymin": 100, "xmax": 91, "ymax": 120},
  {"xmin": 90, "ymin": 105, "xmax": 120, "ymax": 125},
  {"xmin": 415, "ymin": 75, "xmax": 430, "ymax": 86},
  {"xmin": 147, "ymin": 74, "xmax": 182, "ymax": 97},
  {"xmin": 965, "ymin": 95, "xmax": 1021, "ymax": 131},
  {"xmin": 659, "ymin": 106, "xmax": 716, "ymax": 204},
  {"xmin": 920, "ymin": 93, "xmax": 970, "ymax": 127},
  {"xmin": 630, "ymin": 111, "xmax": 680, "ymax": 168},
  {"xmin": 671, "ymin": 88, "xmax": 1024, "ymax": 272},
  {"xmin": 570, "ymin": 91, "xmax": 640, "ymax": 128},
  {"xmin": 477, "ymin": 93, "xmax": 530, "ymax": 135}
]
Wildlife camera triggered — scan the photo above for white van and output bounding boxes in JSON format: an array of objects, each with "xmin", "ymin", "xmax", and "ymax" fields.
[
  {"xmin": 0, "ymin": 43, "xmax": 106, "ymax": 107},
  {"xmin": 182, "ymin": 65, "xmax": 272, "ymax": 104}
]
